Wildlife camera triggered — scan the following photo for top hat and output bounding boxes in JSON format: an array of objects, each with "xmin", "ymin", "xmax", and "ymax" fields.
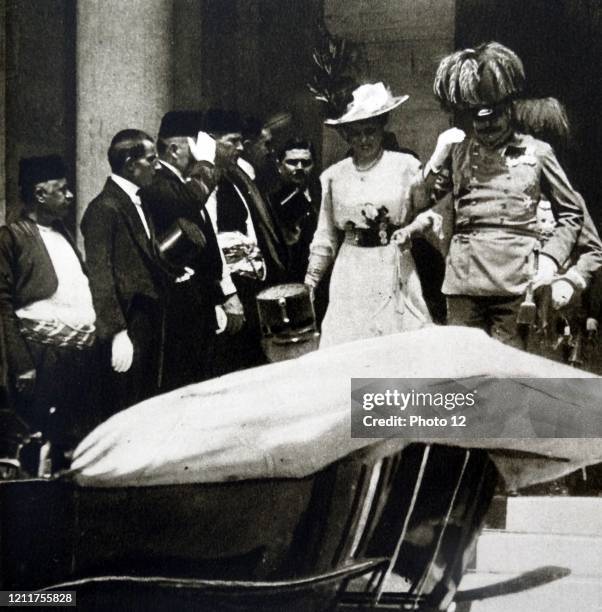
[{"xmin": 158, "ymin": 218, "xmax": 207, "ymax": 267}]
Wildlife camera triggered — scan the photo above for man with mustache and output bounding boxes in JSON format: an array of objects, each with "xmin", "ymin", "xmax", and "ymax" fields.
[
  {"xmin": 140, "ymin": 111, "xmax": 244, "ymax": 388},
  {"xmin": 406, "ymin": 42, "xmax": 601, "ymax": 349},
  {"xmin": 0, "ymin": 156, "xmax": 101, "ymax": 474},
  {"xmin": 240, "ymin": 116, "xmax": 279, "ymax": 196},
  {"xmin": 200, "ymin": 109, "xmax": 287, "ymax": 373},
  {"xmin": 269, "ymin": 137, "xmax": 321, "ymax": 284},
  {"xmin": 82, "ymin": 130, "xmax": 170, "ymax": 410}
]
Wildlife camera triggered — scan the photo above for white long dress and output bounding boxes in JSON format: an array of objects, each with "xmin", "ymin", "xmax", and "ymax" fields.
[{"xmin": 307, "ymin": 151, "xmax": 432, "ymax": 348}]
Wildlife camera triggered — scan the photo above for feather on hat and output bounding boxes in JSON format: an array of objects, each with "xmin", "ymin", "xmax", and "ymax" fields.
[
  {"xmin": 513, "ymin": 97, "xmax": 570, "ymax": 150},
  {"xmin": 434, "ymin": 42, "xmax": 525, "ymax": 110}
]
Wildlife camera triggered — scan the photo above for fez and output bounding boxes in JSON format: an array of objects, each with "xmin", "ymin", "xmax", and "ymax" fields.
[
  {"xmin": 18, "ymin": 155, "xmax": 67, "ymax": 191},
  {"xmin": 202, "ymin": 109, "xmax": 243, "ymax": 135},
  {"xmin": 158, "ymin": 110, "xmax": 204, "ymax": 139}
]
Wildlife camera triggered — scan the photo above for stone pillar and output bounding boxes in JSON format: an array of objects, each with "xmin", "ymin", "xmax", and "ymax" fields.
[
  {"xmin": 76, "ymin": 0, "xmax": 173, "ymax": 246},
  {"xmin": 0, "ymin": 2, "xmax": 6, "ymax": 225}
]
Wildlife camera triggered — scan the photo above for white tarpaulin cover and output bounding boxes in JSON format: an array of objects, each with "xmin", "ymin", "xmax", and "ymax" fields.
[{"xmin": 71, "ymin": 327, "xmax": 602, "ymax": 490}]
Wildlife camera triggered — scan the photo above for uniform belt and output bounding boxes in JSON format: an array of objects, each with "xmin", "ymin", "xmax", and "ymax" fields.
[
  {"xmin": 455, "ymin": 224, "xmax": 538, "ymax": 238},
  {"xmin": 344, "ymin": 226, "xmax": 400, "ymax": 247}
]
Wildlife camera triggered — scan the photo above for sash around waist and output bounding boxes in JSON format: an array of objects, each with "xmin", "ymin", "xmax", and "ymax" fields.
[
  {"xmin": 19, "ymin": 317, "xmax": 96, "ymax": 349},
  {"xmin": 455, "ymin": 224, "xmax": 539, "ymax": 239}
]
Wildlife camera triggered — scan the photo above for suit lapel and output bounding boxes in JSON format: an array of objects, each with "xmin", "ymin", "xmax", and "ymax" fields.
[
  {"xmin": 106, "ymin": 179, "xmax": 157, "ymax": 263},
  {"xmin": 229, "ymin": 166, "xmax": 285, "ymax": 260}
]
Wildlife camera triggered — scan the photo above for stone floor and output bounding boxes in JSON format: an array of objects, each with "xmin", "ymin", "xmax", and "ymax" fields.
[{"xmin": 457, "ymin": 496, "xmax": 602, "ymax": 611}]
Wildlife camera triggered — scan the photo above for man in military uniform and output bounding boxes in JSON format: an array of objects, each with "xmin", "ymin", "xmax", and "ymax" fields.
[{"xmin": 413, "ymin": 42, "xmax": 601, "ymax": 348}]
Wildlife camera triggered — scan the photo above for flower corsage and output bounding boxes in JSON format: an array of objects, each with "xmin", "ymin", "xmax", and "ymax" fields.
[{"xmin": 362, "ymin": 203, "xmax": 394, "ymax": 245}]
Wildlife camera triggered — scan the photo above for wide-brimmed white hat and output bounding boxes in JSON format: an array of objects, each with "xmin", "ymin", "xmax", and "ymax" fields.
[{"xmin": 324, "ymin": 82, "xmax": 409, "ymax": 126}]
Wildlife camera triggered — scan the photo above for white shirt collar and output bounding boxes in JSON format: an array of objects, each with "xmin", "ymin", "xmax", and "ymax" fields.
[
  {"xmin": 237, "ymin": 158, "xmax": 256, "ymax": 180},
  {"xmin": 159, "ymin": 160, "xmax": 186, "ymax": 183},
  {"xmin": 111, "ymin": 174, "xmax": 141, "ymax": 204},
  {"xmin": 36, "ymin": 223, "xmax": 56, "ymax": 233}
]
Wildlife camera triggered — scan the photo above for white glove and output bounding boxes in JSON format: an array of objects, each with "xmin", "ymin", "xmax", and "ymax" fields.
[
  {"xmin": 550, "ymin": 279, "xmax": 575, "ymax": 310},
  {"xmin": 222, "ymin": 293, "xmax": 245, "ymax": 334},
  {"xmin": 175, "ymin": 266, "xmax": 196, "ymax": 284},
  {"xmin": 415, "ymin": 209, "xmax": 444, "ymax": 239},
  {"xmin": 429, "ymin": 128, "xmax": 466, "ymax": 170},
  {"xmin": 111, "ymin": 330, "xmax": 134, "ymax": 373},
  {"xmin": 215, "ymin": 305, "xmax": 228, "ymax": 335},
  {"xmin": 532, "ymin": 254, "xmax": 559, "ymax": 289},
  {"xmin": 586, "ymin": 318, "xmax": 599, "ymax": 335},
  {"xmin": 304, "ymin": 252, "xmax": 332, "ymax": 289},
  {"xmin": 391, "ymin": 227, "xmax": 412, "ymax": 251},
  {"xmin": 188, "ymin": 131, "xmax": 216, "ymax": 164}
]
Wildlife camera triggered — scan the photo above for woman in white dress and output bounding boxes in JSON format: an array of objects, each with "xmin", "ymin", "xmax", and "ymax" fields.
[{"xmin": 304, "ymin": 83, "xmax": 438, "ymax": 348}]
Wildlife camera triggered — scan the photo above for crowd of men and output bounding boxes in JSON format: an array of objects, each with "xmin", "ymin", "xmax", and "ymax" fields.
[
  {"xmin": 1, "ymin": 82, "xmax": 602, "ymax": 478},
  {"xmin": 0, "ymin": 110, "xmax": 321, "ymax": 477}
]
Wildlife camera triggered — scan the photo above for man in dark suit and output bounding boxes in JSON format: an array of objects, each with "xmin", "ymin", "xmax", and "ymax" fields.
[
  {"xmin": 270, "ymin": 138, "xmax": 321, "ymax": 284},
  {"xmin": 0, "ymin": 155, "xmax": 101, "ymax": 474},
  {"xmin": 81, "ymin": 130, "xmax": 170, "ymax": 410},
  {"xmin": 141, "ymin": 111, "xmax": 244, "ymax": 388},
  {"xmin": 241, "ymin": 115, "xmax": 279, "ymax": 196},
  {"xmin": 197, "ymin": 110, "xmax": 289, "ymax": 372}
]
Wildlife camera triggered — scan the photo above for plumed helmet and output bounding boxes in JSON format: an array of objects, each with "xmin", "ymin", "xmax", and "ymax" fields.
[{"xmin": 433, "ymin": 42, "xmax": 525, "ymax": 111}]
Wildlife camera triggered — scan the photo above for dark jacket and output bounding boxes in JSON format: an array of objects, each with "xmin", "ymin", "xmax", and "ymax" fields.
[
  {"xmin": 0, "ymin": 216, "xmax": 85, "ymax": 375},
  {"xmin": 217, "ymin": 166, "xmax": 288, "ymax": 284},
  {"xmin": 81, "ymin": 178, "xmax": 170, "ymax": 341},
  {"xmin": 140, "ymin": 163, "xmax": 223, "ymax": 304},
  {"xmin": 585, "ymin": 269, "xmax": 602, "ymax": 321},
  {"xmin": 268, "ymin": 179, "xmax": 321, "ymax": 283}
]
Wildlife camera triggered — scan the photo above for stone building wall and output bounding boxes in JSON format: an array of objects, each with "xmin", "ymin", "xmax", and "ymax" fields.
[
  {"xmin": 322, "ymin": 0, "xmax": 455, "ymax": 166},
  {"xmin": 4, "ymin": 0, "xmax": 76, "ymax": 226}
]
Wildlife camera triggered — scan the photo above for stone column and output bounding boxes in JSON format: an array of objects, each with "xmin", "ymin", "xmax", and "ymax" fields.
[
  {"xmin": 0, "ymin": 2, "xmax": 6, "ymax": 225},
  {"xmin": 76, "ymin": 0, "xmax": 173, "ymax": 247}
]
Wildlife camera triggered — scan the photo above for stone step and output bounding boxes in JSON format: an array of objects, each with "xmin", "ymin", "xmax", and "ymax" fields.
[
  {"xmin": 506, "ymin": 496, "xmax": 602, "ymax": 536},
  {"xmin": 475, "ymin": 530, "xmax": 602, "ymax": 576},
  {"xmin": 458, "ymin": 571, "xmax": 601, "ymax": 612}
]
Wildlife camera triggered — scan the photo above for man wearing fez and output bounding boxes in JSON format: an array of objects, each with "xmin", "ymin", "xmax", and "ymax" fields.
[
  {"xmin": 406, "ymin": 42, "xmax": 598, "ymax": 348},
  {"xmin": 82, "ymin": 130, "xmax": 171, "ymax": 409},
  {"xmin": 201, "ymin": 109, "xmax": 287, "ymax": 372},
  {"xmin": 0, "ymin": 156, "xmax": 100, "ymax": 473},
  {"xmin": 141, "ymin": 110, "xmax": 244, "ymax": 387}
]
